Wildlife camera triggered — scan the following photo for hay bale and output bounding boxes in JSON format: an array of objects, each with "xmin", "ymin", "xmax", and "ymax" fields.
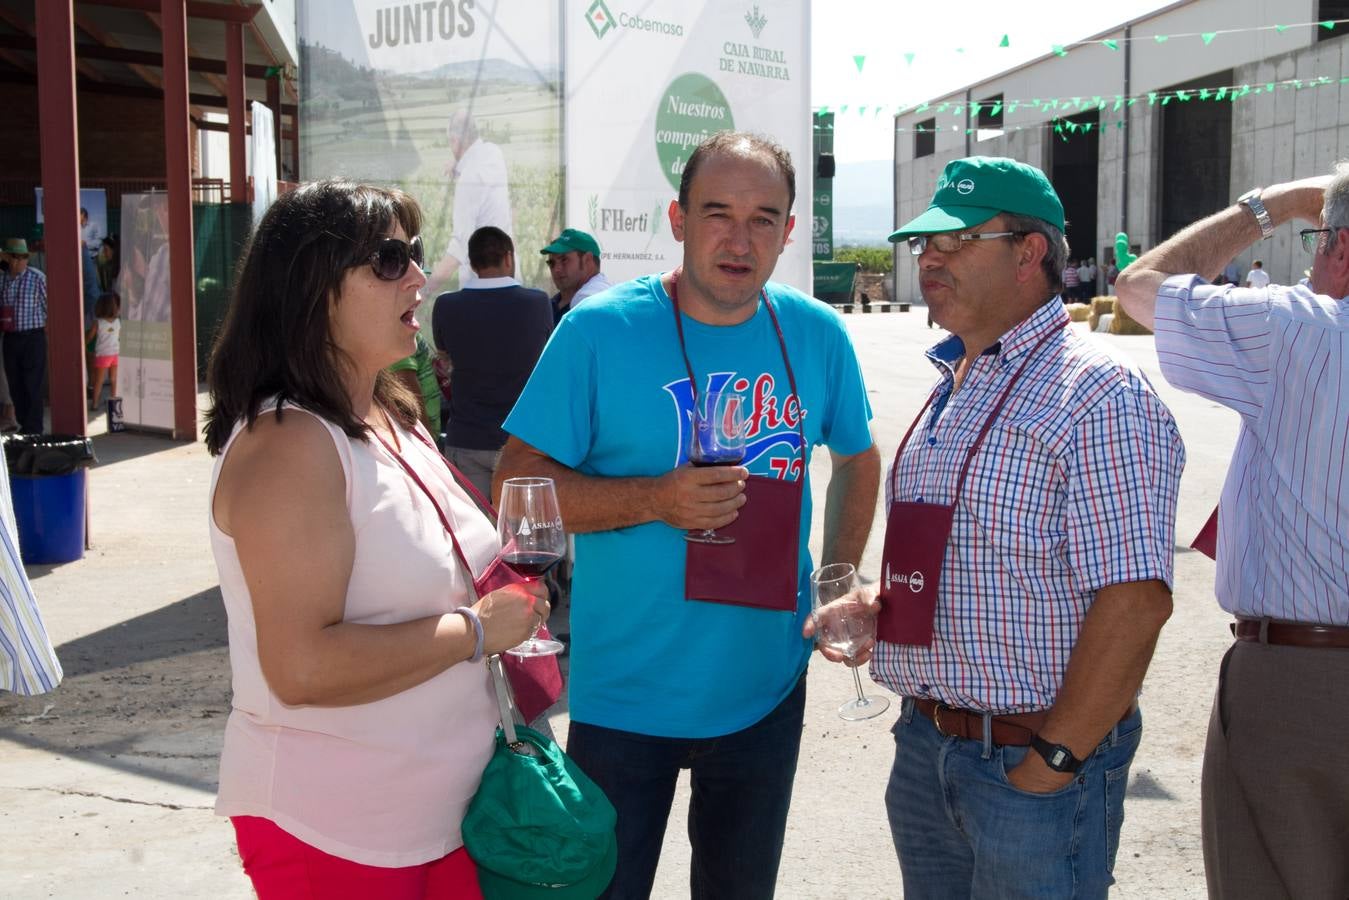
[
  {"xmin": 1109, "ymin": 299, "xmax": 1153, "ymax": 335},
  {"xmin": 1064, "ymin": 303, "xmax": 1091, "ymax": 323},
  {"xmin": 1089, "ymin": 297, "xmax": 1116, "ymax": 332}
]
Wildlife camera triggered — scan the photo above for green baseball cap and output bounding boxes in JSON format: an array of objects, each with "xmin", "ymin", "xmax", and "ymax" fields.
[
  {"xmin": 539, "ymin": 228, "xmax": 601, "ymax": 258},
  {"xmin": 888, "ymin": 156, "xmax": 1065, "ymax": 241}
]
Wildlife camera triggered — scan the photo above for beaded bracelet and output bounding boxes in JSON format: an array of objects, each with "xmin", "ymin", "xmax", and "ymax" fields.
[{"xmin": 454, "ymin": 606, "xmax": 484, "ymax": 663}]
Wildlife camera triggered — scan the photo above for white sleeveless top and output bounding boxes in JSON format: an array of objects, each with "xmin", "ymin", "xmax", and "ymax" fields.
[{"xmin": 210, "ymin": 400, "xmax": 500, "ymax": 866}]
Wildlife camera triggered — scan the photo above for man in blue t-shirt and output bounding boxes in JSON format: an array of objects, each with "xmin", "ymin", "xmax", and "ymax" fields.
[{"xmin": 498, "ymin": 132, "xmax": 880, "ymax": 899}]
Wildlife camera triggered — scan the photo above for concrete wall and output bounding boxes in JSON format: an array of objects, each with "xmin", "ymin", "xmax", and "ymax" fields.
[
  {"xmin": 892, "ymin": 0, "xmax": 1340, "ymax": 303},
  {"xmin": 1227, "ymin": 36, "xmax": 1349, "ymax": 285}
]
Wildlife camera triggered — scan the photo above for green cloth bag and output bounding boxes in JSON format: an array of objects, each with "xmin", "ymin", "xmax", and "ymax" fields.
[{"xmin": 463, "ymin": 668, "xmax": 617, "ymax": 899}]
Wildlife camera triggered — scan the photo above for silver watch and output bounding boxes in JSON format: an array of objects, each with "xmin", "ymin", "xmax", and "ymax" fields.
[{"xmin": 1238, "ymin": 188, "xmax": 1274, "ymax": 240}]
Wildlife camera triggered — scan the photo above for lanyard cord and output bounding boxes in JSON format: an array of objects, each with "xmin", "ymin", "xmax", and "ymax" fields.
[{"xmin": 667, "ymin": 269, "xmax": 808, "ymax": 466}]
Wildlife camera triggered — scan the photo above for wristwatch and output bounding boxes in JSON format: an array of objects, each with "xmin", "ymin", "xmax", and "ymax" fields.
[
  {"xmin": 1030, "ymin": 734, "xmax": 1085, "ymax": 773},
  {"xmin": 1238, "ymin": 188, "xmax": 1274, "ymax": 240}
]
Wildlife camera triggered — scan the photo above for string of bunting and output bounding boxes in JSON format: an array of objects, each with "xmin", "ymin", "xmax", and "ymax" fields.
[
  {"xmin": 845, "ymin": 17, "xmax": 1348, "ymax": 74},
  {"xmin": 813, "ymin": 73, "xmax": 1346, "ymax": 124}
]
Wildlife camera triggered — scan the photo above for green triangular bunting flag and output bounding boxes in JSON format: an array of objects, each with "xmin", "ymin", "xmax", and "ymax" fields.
[
  {"xmin": 1201, "ymin": 32, "xmax": 1217, "ymax": 44},
  {"xmin": 999, "ymin": 34, "xmax": 1010, "ymax": 47}
]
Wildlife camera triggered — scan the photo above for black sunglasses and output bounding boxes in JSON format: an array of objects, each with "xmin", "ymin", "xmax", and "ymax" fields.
[{"xmin": 367, "ymin": 235, "xmax": 424, "ymax": 281}]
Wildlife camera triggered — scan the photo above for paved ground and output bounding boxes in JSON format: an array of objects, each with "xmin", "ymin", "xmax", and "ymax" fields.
[{"xmin": 0, "ymin": 308, "xmax": 1235, "ymax": 898}]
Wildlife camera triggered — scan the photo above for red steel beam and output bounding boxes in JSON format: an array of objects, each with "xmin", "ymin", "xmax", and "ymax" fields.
[
  {"xmin": 35, "ymin": 0, "xmax": 88, "ymax": 439},
  {"xmin": 160, "ymin": 0, "xmax": 197, "ymax": 440},
  {"xmin": 225, "ymin": 21, "xmax": 246, "ymax": 202},
  {"xmin": 78, "ymin": 0, "xmax": 260, "ymax": 23},
  {"xmin": 0, "ymin": 68, "xmax": 298, "ymax": 116},
  {"xmin": 0, "ymin": 33, "xmax": 277, "ymax": 79}
]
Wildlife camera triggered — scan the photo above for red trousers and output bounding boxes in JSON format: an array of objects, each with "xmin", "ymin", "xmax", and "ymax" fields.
[{"xmin": 231, "ymin": 816, "xmax": 483, "ymax": 899}]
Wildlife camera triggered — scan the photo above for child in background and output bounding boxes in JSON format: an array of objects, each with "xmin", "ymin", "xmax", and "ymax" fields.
[{"xmin": 87, "ymin": 292, "xmax": 120, "ymax": 410}]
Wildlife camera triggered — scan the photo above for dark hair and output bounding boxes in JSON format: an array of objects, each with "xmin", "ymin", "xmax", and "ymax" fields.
[
  {"xmin": 95, "ymin": 291, "xmax": 120, "ymax": 319},
  {"xmin": 204, "ymin": 179, "xmax": 422, "ymax": 456},
  {"xmin": 467, "ymin": 226, "xmax": 514, "ymax": 272},
  {"xmin": 678, "ymin": 131, "xmax": 796, "ymax": 213}
]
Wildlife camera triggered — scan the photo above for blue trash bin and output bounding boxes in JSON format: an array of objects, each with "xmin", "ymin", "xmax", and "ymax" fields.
[
  {"xmin": 10, "ymin": 468, "xmax": 86, "ymax": 564},
  {"xmin": 5, "ymin": 434, "xmax": 95, "ymax": 565}
]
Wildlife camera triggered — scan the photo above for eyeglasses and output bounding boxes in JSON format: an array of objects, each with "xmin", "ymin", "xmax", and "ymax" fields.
[
  {"xmin": 907, "ymin": 231, "xmax": 1025, "ymax": 256},
  {"xmin": 367, "ymin": 235, "xmax": 424, "ymax": 280},
  {"xmin": 1299, "ymin": 228, "xmax": 1334, "ymax": 253}
]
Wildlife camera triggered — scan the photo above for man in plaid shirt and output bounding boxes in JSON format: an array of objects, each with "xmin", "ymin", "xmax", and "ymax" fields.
[
  {"xmin": 1, "ymin": 238, "xmax": 49, "ymax": 433},
  {"xmin": 832, "ymin": 158, "xmax": 1185, "ymax": 898}
]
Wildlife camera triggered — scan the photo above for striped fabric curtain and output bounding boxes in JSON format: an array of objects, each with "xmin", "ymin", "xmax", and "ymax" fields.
[{"xmin": 0, "ymin": 460, "xmax": 62, "ymax": 695}]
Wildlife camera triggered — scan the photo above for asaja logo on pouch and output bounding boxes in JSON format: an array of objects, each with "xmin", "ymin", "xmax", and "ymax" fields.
[
  {"xmin": 745, "ymin": 5, "xmax": 767, "ymax": 39},
  {"xmin": 884, "ymin": 564, "xmax": 927, "ymax": 594},
  {"xmin": 586, "ymin": 0, "xmax": 615, "ymax": 39}
]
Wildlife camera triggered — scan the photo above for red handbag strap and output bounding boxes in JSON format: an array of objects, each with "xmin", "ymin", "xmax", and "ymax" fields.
[{"xmin": 369, "ymin": 421, "xmax": 489, "ymax": 587}]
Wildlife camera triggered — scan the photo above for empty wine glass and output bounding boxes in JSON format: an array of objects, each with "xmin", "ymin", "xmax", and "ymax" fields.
[
  {"xmin": 685, "ymin": 390, "xmax": 746, "ymax": 545},
  {"xmin": 811, "ymin": 563, "xmax": 889, "ymax": 721},
  {"xmin": 497, "ymin": 477, "xmax": 565, "ymax": 657}
]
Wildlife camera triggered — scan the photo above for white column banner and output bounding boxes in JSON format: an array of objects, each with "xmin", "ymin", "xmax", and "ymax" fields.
[
  {"xmin": 116, "ymin": 193, "xmax": 175, "ymax": 432},
  {"xmin": 564, "ymin": 0, "xmax": 812, "ymax": 289},
  {"xmin": 249, "ymin": 103, "xmax": 278, "ymax": 223}
]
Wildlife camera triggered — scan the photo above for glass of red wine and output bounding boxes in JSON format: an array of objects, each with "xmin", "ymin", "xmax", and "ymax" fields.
[
  {"xmin": 497, "ymin": 477, "xmax": 566, "ymax": 657},
  {"xmin": 685, "ymin": 389, "xmax": 746, "ymax": 545}
]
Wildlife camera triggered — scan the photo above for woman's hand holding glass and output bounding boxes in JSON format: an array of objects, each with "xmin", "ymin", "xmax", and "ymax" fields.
[
  {"xmin": 496, "ymin": 477, "xmax": 567, "ymax": 657},
  {"xmin": 474, "ymin": 580, "xmax": 550, "ymax": 656}
]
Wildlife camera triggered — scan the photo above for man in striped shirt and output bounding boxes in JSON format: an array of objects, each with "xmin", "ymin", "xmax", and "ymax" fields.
[
  {"xmin": 859, "ymin": 157, "xmax": 1184, "ymax": 898},
  {"xmin": 1116, "ymin": 169, "xmax": 1349, "ymax": 900}
]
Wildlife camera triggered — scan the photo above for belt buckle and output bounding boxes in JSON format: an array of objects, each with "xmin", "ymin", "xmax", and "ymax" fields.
[{"xmin": 932, "ymin": 703, "xmax": 951, "ymax": 737}]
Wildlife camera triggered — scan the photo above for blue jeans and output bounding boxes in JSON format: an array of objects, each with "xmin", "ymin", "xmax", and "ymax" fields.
[
  {"xmin": 566, "ymin": 673, "xmax": 806, "ymax": 900},
  {"xmin": 886, "ymin": 698, "xmax": 1142, "ymax": 899}
]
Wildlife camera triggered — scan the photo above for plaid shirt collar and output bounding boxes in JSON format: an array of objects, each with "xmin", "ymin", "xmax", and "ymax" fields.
[{"xmin": 925, "ymin": 296, "xmax": 1070, "ymax": 377}]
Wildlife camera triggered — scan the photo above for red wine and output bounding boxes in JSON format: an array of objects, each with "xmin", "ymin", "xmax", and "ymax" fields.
[
  {"xmin": 690, "ymin": 457, "xmax": 745, "ymax": 468},
  {"xmin": 503, "ymin": 551, "xmax": 563, "ymax": 578}
]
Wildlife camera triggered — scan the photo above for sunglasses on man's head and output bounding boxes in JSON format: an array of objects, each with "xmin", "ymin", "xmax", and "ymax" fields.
[{"xmin": 367, "ymin": 235, "xmax": 424, "ymax": 281}]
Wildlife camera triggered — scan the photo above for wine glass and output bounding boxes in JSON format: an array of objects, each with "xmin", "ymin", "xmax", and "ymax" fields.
[
  {"xmin": 684, "ymin": 390, "xmax": 746, "ymax": 545},
  {"xmin": 497, "ymin": 477, "xmax": 566, "ymax": 657},
  {"xmin": 810, "ymin": 563, "xmax": 889, "ymax": 721}
]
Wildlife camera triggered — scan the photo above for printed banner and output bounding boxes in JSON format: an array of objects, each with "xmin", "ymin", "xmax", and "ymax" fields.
[
  {"xmin": 116, "ymin": 193, "xmax": 175, "ymax": 432},
  {"xmin": 297, "ymin": 0, "xmax": 563, "ymax": 310},
  {"xmin": 565, "ymin": 0, "xmax": 812, "ymax": 289},
  {"xmin": 811, "ymin": 111, "xmax": 833, "ymax": 261}
]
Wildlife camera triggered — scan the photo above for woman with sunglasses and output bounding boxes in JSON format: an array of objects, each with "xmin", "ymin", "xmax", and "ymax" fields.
[{"xmin": 204, "ymin": 180, "xmax": 548, "ymax": 899}]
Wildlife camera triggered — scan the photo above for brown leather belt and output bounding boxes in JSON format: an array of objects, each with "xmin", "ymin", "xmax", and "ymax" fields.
[
  {"xmin": 1232, "ymin": 616, "xmax": 1349, "ymax": 649},
  {"xmin": 913, "ymin": 699, "xmax": 1047, "ymax": 747}
]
